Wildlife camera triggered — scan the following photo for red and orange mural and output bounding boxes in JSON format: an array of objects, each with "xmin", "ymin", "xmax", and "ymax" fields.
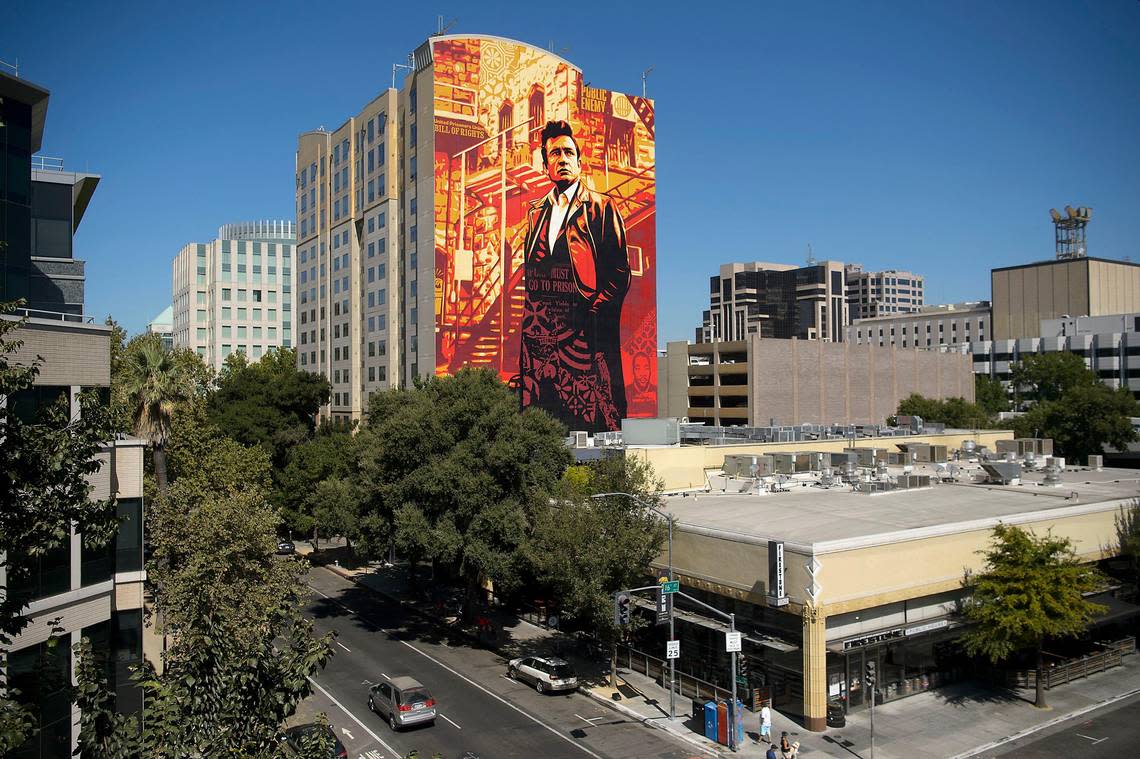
[{"xmin": 433, "ymin": 36, "xmax": 657, "ymax": 432}]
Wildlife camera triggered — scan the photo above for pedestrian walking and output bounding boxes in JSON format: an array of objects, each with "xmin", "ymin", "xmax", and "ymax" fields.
[
  {"xmin": 760, "ymin": 701, "xmax": 772, "ymax": 742},
  {"xmin": 765, "ymin": 744, "xmax": 779, "ymax": 759},
  {"xmin": 779, "ymin": 731, "xmax": 800, "ymax": 758}
]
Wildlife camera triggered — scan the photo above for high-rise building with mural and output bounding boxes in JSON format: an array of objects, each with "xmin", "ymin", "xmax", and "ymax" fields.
[{"xmin": 295, "ymin": 34, "xmax": 656, "ymax": 431}]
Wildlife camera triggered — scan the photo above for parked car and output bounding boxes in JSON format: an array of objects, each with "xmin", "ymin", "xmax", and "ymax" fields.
[
  {"xmin": 276, "ymin": 538, "xmax": 296, "ymax": 555},
  {"xmin": 368, "ymin": 675, "xmax": 436, "ymax": 730},
  {"xmin": 507, "ymin": 655, "xmax": 578, "ymax": 693},
  {"xmin": 279, "ymin": 723, "xmax": 347, "ymax": 757}
]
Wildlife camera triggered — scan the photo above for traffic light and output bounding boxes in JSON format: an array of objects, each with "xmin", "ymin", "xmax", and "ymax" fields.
[
  {"xmin": 865, "ymin": 660, "xmax": 876, "ymax": 687},
  {"xmin": 614, "ymin": 591, "xmax": 632, "ymax": 626},
  {"xmin": 738, "ymin": 656, "xmax": 750, "ymax": 678}
]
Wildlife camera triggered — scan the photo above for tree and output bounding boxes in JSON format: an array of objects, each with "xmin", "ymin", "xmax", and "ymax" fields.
[
  {"xmin": 354, "ymin": 369, "xmax": 571, "ymax": 603},
  {"xmin": 0, "ymin": 303, "xmax": 119, "ymax": 750},
  {"xmin": 1012, "ymin": 383, "xmax": 1139, "ymax": 463},
  {"xmin": 895, "ymin": 393, "xmax": 993, "ymax": 429},
  {"xmin": 76, "ymin": 403, "xmax": 334, "ymax": 755},
  {"xmin": 530, "ymin": 456, "xmax": 667, "ymax": 681},
  {"xmin": 207, "ymin": 347, "xmax": 330, "ymax": 472},
  {"xmin": 960, "ymin": 523, "xmax": 1105, "ymax": 708},
  {"xmin": 1010, "ymin": 352, "xmax": 1096, "ymax": 405},
  {"xmin": 975, "ymin": 375, "xmax": 1011, "ymax": 416},
  {"xmin": 276, "ymin": 429, "xmax": 357, "ymax": 544},
  {"xmin": 114, "ymin": 333, "xmax": 200, "ymax": 492}
]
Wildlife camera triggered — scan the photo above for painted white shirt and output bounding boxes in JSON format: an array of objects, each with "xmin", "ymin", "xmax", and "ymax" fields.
[
  {"xmin": 761, "ymin": 705, "xmax": 771, "ymax": 725},
  {"xmin": 547, "ymin": 181, "xmax": 580, "ymax": 252}
]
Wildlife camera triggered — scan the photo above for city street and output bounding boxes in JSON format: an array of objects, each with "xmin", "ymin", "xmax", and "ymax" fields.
[
  {"xmin": 981, "ymin": 692, "xmax": 1140, "ymax": 757},
  {"xmin": 300, "ymin": 567, "xmax": 705, "ymax": 759}
]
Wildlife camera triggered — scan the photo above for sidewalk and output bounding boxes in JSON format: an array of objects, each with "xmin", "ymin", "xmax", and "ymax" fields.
[{"xmin": 306, "ymin": 547, "xmax": 1140, "ymax": 758}]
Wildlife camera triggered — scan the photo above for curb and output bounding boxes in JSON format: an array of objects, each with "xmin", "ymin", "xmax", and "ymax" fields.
[
  {"xmin": 580, "ymin": 686, "xmax": 723, "ymax": 757},
  {"xmin": 950, "ymin": 685, "xmax": 1140, "ymax": 758}
]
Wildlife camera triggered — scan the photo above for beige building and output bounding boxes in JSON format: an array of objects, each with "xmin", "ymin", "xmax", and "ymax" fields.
[
  {"xmin": 991, "ymin": 257, "xmax": 1140, "ymax": 340},
  {"xmin": 171, "ymin": 221, "xmax": 295, "ymax": 370},
  {"xmin": 847, "ymin": 301, "xmax": 991, "ymax": 350},
  {"xmin": 623, "ymin": 436, "xmax": 1139, "ymax": 730},
  {"xmin": 295, "ymin": 89, "xmax": 402, "ymax": 423},
  {"xmin": 845, "ymin": 264, "xmax": 925, "ymax": 320},
  {"xmin": 659, "ymin": 336, "xmax": 975, "ymax": 428}
]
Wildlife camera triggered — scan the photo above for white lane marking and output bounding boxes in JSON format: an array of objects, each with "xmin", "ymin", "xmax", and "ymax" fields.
[
  {"xmin": 306, "ymin": 578, "xmax": 603, "ymax": 759},
  {"xmin": 340, "ymin": 727, "xmax": 355, "ymax": 740},
  {"xmin": 311, "ymin": 586, "xmax": 330, "ymax": 598},
  {"xmin": 306, "ymin": 676, "xmax": 401, "ymax": 759},
  {"xmin": 396, "ymin": 639, "xmax": 604, "ymax": 759},
  {"xmin": 575, "ymin": 714, "xmax": 604, "ymax": 724},
  {"xmin": 1076, "ymin": 733, "xmax": 1108, "ymax": 745},
  {"xmin": 336, "ymin": 641, "xmax": 352, "ymax": 653},
  {"xmin": 439, "ymin": 713, "xmax": 462, "ymax": 730}
]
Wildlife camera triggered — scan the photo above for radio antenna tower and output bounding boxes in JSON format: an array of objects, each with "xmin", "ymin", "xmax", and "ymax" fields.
[{"xmin": 1049, "ymin": 205, "xmax": 1092, "ymax": 259}]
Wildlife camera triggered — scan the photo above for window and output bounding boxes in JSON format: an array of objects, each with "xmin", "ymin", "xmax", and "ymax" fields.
[
  {"xmin": 238, "ymin": 289, "xmax": 247, "ymax": 301},
  {"xmin": 222, "ymin": 288, "xmax": 231, "ymax": 301},
  {"xmin": 269, "ymin": 308, "xmax": 277, "ymax": 321},
  {"xmin": 196, "ymin": 328, "xmax": 206, "ymax": 341},
  {"xmin": 253, "ymin": 308, "xmax": 262, "ymax": 321},
  {"xmin": 196, "ymin": 309, "xmax": 206, "ymax": 322},
  {"xmin": 237, "ymin": 308, "xmax": 247, "ymax": 320},
  {"xmin": 222, "ymin": 325, "xmax": 232, "ymax": 338},
  {"xmin": 253, "ymin": 290, "xmax": 262, "ymax": 302},
  {"xmin": 222, "ymin": 307, "xmax": 232, "ymax": 319},
  {"xmin": 237, "ymin": 326, "xmax": 247, "ymax": 339},
  {"xmin": 196, "ymin": 291, "xmax": 206, "ymax": 305}
]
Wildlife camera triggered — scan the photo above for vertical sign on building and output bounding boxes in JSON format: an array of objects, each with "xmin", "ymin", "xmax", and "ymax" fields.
[
  {"xmin": 431, "ymin": 36, "xmax": 657, "ymax": 432},
  {"xmin": 767, "ymin": 540, "xmax": 788, "ymax": 606}
]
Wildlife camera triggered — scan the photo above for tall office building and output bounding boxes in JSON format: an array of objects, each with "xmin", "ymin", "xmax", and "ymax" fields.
[
  {"xmin": 845, "ymin": 264, "xmax": 925, "ymax": 319},
  {"xmin": 696, "ymin": 261, "xmax": 848, "ymax": 344},
  {"xmin": 146, "ymin": 305, "xmax": 173, "ymax": 351},
  {"xmin": 1, "ymin": 69, "xmax": 145, "ymax": 759},
  {"xmin": 171, "ymin": 221, "xmax": 295, "ymax": 370},
  {"xmin": 297, "ymin": 34, "xmax": 658, "ymax": 428}
]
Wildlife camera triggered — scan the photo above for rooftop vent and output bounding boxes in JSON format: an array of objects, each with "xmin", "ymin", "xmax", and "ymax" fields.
[{"xmin": 982, "ymin": 461, "xmax": 1022, "ymax": 486}]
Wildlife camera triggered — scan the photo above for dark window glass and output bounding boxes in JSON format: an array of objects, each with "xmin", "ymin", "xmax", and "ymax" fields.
[
  {"xmin": 115, "ymin": 498, "xmax": 143, "ymax": 573},
  {"xmin": 8, "ymin": 637, "xmax": 73, "ymax": 758}
]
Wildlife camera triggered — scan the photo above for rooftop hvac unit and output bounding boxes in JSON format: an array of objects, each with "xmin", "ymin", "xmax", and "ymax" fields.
[
  {"xmin": 1043, "ymin": 466, "xmax": 1063, "ymax": 486},
  {"xmin": 982, "ymin": 461, "xmax": 1022, "ymax": 485},
  {"xmin": 961, "ymin": 440, "xmax": 978, "ymax": 454},
  {"xmin": 896, "ymin": 474, "xmax": 932, "ymax": 490},
  {"xmin": 819, "ymin": 467, "xmax": 835, "ymax": 487},
  {"xmin": 1088, "ymin": 454, "xmax": 1103, "ymax": 471},
  {"xmin": 572, "ymin": 431, "xmax": 589, "ymax": 448}
]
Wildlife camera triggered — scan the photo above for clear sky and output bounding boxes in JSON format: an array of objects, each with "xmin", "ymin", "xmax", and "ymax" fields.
[{"xmin": 3, "ymin": 0, "xmax": 1138, "ymax": 342}]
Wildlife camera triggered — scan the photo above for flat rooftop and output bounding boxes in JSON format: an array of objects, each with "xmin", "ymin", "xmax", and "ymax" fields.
[{"xmin": 662, "ymin": 464, "xmax": 1140, "ymax": 552}]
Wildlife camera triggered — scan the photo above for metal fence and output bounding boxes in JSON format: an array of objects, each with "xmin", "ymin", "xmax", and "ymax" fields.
[
  {"xmin": 617, "ymin": 644, "xmax": 733, "ymax": 703},
  {"xmin": 1005, "ymin": 637, "xmax": 1135, "ymax": 690}
]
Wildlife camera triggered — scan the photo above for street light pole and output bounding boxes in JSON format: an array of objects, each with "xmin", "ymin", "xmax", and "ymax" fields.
[{"xmin": 592, "ymin": 491, "xmax": 675, "ymax": 719}]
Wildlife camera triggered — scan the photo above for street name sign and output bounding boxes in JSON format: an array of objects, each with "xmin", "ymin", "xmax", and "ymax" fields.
[{"xmin": 661, "ymin": 580, "xmax": 680, "ymax": 594}]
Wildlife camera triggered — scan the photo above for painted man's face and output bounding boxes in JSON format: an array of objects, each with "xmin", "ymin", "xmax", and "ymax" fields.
[
  {"xmin": 634, "ymin": 354, "xmax": 651, "ymax": 391},
  {"xmin": 545, "ymin": 135, "xmax": 581, "ymax": 189}
]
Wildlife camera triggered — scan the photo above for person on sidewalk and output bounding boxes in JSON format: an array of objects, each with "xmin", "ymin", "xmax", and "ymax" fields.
[
  {"xmin": 766, "ymin": 744, "xmax": 779, "ymax": 759},
  {"xmin": 779, "ymin": 731, "xmax": 800, "ymax": 758},
  {"xmin": 759, "ymin": 701, "xmax": 772, "ymax": 742}
]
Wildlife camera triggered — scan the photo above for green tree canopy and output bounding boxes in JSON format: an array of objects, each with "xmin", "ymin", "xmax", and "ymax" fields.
[
  {"xmin": 1012, "ymin": 382, "xmax": 1139, "ymax": 462},
  {"xmin": 276, "ymin": 429, "xmax": 357, "ymax": 542},
  {"xmin": 974, "ymin": 375, "xmax": 1011, "ymax": 415},
  {"xmin": 207, "ymin": 347, "xmax": 330, "ymax": 470},
  {"xmin": 530, "ymin": 456, "xmax": 667, "ymax": 643},
  {"xmin": 960, "ymin": 523, "xmax": 1105, "ymax": 708},
  {"xmin": 353, "ymin": 368, "xmax": 571, "ymax": 601},
  {"xmin": 77, "ymin": 402, "xmax": 334, "ymax": 754},
  {"xmin": 1010, "ymin": 352, "xmax": 1097, "ymax": 404},
  {"xmin": 895, "ymin": 393, "xmax": 993, "ymax": 429}
]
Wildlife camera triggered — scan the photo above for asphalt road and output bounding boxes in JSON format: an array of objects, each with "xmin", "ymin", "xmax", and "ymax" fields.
[
  {"xmin": 301, "ymin": 567, "xmax": 705, "ymax": 759},
  {"xmin": 985, "ymin": 692, "xmax": 1140, "ymax": 757}
]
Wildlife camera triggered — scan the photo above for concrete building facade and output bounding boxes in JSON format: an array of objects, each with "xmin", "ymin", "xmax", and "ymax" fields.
[
  {"xmin": 846, "ymin": 301, "xmax": 991, "ymax": 350},
  {"xmin": 660, "ymin": 336, "xmax": 975, "ymax": 427},
  {"xmin": 1, "ymin": 68, "xmax": 145, "ymax": 758},
  {"xmin": 991, "ymin": 257, "xmax": 1140, "ymax": 341},
  {"xmin": 845, "ymin": 264, "xmax": 925, "ymax": 320},
  {"xmin": 697, "ymin": 261, "xmax": 849, "ymax": 344},
  {"xmin": 171, "ymin": 221, "xmax": 295, "ymax": 370}
]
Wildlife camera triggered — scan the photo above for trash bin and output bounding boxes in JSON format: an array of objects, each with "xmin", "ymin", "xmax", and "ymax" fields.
[
  {"xmin": 703, "ymin": 701, "xmax": 718, "ymax": 741},
  {"xmin": 826, "ymin": 701, "xmax": 846, "ymax": 728}
]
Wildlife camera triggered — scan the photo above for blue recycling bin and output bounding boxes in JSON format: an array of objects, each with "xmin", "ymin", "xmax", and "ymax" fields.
[
  {"xmin": 703, "ymin": 700, "xmax": 718, "ymax": 741},
  {"xmin": 731, "ymin": 699, "xmax": 745, "ymax": 747}
]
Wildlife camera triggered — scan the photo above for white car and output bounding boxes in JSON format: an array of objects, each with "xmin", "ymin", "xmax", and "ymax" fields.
[{"xmin": 507, "ymin": 655, "xmax": 578, "ymax": 693}]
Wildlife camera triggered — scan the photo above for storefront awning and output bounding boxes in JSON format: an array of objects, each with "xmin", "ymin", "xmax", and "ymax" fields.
[
  {"xmin": 630, "ymin": 596, "xmax": 799, "ymax": 652},
  {"xmin": 1088, "ymin": 592, "xmax": 1140, "ymax": 626}
]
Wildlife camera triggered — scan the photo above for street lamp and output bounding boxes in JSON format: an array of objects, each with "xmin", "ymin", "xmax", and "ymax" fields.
[{"xmin": 591, "ymin": 491, "xmax": 676, "ymax": 720}]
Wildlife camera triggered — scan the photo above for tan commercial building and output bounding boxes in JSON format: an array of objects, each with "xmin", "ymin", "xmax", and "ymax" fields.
[
  {"xmin": 991, "ymin": 257, "xmax": 1140, "ymax": 340},
  {"xmin": 844, "ymin": 264, "xmax": 925, "ymax": 320},
  {"xmin": 623, "ymin": 438, "xmax": 1139, "ymax": 731},
  {"xmin": 171, "ymin": 221, "xmax": 295, "ymax": 370},
  {"xmin": 659, "ymin": 336, "xmax": 975, "ymax": 428}
]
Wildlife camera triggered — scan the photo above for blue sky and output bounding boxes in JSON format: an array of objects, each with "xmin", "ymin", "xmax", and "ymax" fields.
[{"xmin": 3, "ymin": 0, "xmax": 1138, "ymax": 342}]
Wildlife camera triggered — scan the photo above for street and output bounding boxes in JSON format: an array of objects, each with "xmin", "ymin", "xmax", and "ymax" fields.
[
  {"xmin": 981, "ymin": 692, "xmax": 1140, "ymax": 757},
  {"xmin": 300, "ymin": 567, "xmax": 706, "ymax": 759}
]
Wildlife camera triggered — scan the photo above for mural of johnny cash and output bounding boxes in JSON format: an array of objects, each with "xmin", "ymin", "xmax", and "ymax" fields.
[{"xmin": 520, "ymin": 120, "xmax": 631, "ymax": 432}]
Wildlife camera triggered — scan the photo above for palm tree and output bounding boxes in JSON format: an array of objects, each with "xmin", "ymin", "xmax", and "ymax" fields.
[{"xmin": 118, "ymin": 336, "xmax": 193, "ymax": 493}]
